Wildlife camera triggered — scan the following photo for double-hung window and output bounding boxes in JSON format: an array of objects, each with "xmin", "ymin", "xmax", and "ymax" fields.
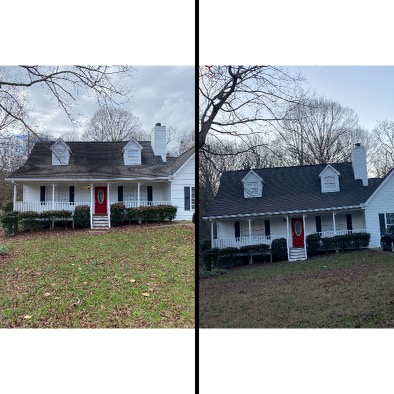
[
  {"xmin": 127, "ymin": 150, "xmax": 139, "ymax": 165},
  {"xmin": 184, "ymin": 186, "xmax": 195, "ymax": 210}
]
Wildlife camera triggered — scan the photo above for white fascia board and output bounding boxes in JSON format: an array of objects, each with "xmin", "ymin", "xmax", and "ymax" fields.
[
  {"xmin": 202, "ymin": 204, "xmax": 364, "ymax": 220},
  {"xmin": 241, "ymin": 169, "xmax": 264, "ymax": 183},
  {"xmin": 122, "ymin": 139, "xmax": 144, "ymax": 151},
  {"xmin": 6, "ymin": 176, "xmax": 170, "ymax": 183},
  {"xmin": 172, "ymin": 152, "xmax": 195, "ymax": 178},
  {"xmin": 319, "ymin": 164, "xmax": 340, "ymax": 177},
  {"xmin": 365, "ymin": 170, "xmax": 394, "ymax": 206}
]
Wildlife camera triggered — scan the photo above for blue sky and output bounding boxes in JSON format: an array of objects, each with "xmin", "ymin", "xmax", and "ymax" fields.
[{"xmin": 295, "ymin": 66, "xmax": 394, "ymax": 131}]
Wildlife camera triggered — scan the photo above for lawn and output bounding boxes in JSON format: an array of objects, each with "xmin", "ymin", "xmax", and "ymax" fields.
[
  {"xmin": 0, "ymin": 223, "xmax": 194, "ymax": 328},
  {"xmin": 199, "ymin": 249, "xmax": 394, "ymax": 328}
]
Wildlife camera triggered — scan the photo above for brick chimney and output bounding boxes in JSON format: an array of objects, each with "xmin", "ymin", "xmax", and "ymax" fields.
[
  {"xmin": 151, "ymin": 123, "xmax": 166, "ymax": 162},
  {"xmin": 352, "ymin": 143, "xmax": 368, "ymax": 186}
]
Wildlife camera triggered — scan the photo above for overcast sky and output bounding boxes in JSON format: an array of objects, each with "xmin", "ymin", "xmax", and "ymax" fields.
[{"xmin": 21, "ymin": 65, "xmax": 194, "ymax": 139}]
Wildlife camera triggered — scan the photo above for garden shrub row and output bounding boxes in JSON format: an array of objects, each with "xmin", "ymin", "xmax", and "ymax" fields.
[
  {"xmin": 306, "ymin": 232, "xmax": 371, "ymax": 256},
  {"xmin": 201, "ymin": 242, "xmax": 279, "ymax": 270},
  {"xmin": 110, "ymin": 203, "xmax": 177, "ymax": 226},
  {"xmin": 0, "ymin": 209, "xmax": 86, "ymax": 235}
]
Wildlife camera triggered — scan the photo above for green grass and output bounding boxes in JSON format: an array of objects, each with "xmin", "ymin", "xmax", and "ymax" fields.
[
  {"xmin": 199, "ymin": 249, "xmax": 394, "ymax": 328},
  {"xmin": 0, "ymin": 223, "xmax": 194, "ymax": 328}
]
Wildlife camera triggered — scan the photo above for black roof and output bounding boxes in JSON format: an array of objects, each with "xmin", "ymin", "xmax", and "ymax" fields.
[
  {"xmin": 204, "ymin": 162, "xmax": 383, "ymax": 218},
  {"xmin": 8, "ymin": 141, "xmax": 194, "ymax": 180}
]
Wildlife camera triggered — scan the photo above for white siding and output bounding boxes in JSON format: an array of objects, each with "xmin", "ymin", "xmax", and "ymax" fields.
[
  {"xmin": 242, "ymin": 171, "xmax": 263, "ymax": 198},
  {"xmin": 365, "ymin": 173, "xmax": 394, "ymax": 247},
  {"xmin": 170, "ymin": 154, "xmax": 195, "ymax": 220},
  {"xmin": 319, "ymin": 165, "xmax": 340, "ymax": 193}
]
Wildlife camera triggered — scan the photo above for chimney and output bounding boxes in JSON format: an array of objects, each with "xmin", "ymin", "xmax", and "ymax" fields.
[
  {"xmin": 352, "ymin": 143, "xmax": 368, "ymax": 186},
  {"xmin": 151, "ymin": 123, "xmax": 166, "ymax": 162}
]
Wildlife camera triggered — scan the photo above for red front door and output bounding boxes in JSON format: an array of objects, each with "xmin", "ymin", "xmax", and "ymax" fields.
[
  {"xmin": 95, "ymin": 186, "xmax": 107, "ymax": 214},
  {"xmin": 291, "ymin": 218, "xmax": 304, "ymax": 247}
]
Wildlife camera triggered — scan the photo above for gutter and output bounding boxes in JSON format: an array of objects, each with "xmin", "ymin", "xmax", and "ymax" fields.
[{"xmin": 202, "ymin": 204, "xmax": 365, "ymax": 220}]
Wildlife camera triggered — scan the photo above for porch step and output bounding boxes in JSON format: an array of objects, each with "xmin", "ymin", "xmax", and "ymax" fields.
[
  {"xmin": 92, "ymin": 215, "xmax": 110, "ymax": 229},
  {"xmin": 289, "ymin": 247, "xmax": 307, "ymax": 261}
]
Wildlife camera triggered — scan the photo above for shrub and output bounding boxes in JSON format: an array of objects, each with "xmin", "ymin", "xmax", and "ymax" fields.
[
  {"xmin": 110, "ymin": 203, "xmax": 126, "ymax": 226},
  {"xmin": 271, "ymin": 238, "xmax": 288, "ymax": 261},
  {"xmin": 201, "ymin": 248, "xmax": 221, "ymax": 271},
  {"xmin": 0, "ymin": 211, "xmax": 20, "ymax": 235},
  {"xmin": 1, "ymin": 201, "xmax": 14, "ymax": 213},
  {"xmin": 73, "ymin": 205, "xmax": 91, "ymax": 228},
  {"xmin": 321, "ymin": 232, "xmax": 371, "ymax": 252},
  {"xmin": 0, "ymin": 245, "xmax": 9, "ymax": 256},
  {"xmin": 306, "ymin": 233, "xmax": 322, "ymax": 257},
  {"xmin": 125, "ymin": 205, "xmax": 177, "ymax": 223},
  {"xmin": 20, "ymin": 211, "xmax": 42, "ymax": 231}
]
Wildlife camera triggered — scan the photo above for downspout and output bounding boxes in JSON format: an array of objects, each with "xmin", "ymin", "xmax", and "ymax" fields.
[
  {"xmin": 90, "ymin": 183, "xmax": 94, "ymax": 229},
  {"xmin": 303, "ymin": 214, "xmax": 307, "ymax": 259},
  {"xmin": 286, "ymin": 215, "xmax": 290, "ymax": 261},
  {"xmin": 13, "ymin": 182, "xmax": 17, "ymax": 211},
  {"xmin": 107, "ymin": 182, "xmax": 111, "ymax": 228}
]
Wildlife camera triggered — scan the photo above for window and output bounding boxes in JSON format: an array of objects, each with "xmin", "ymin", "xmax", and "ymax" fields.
[
  {"xmin": 324, "ymin": 176, "xmax": 336, "ymax": 191},
  {"xmin": 127, "ymin": 150, "xmax": 139, "ymax": 165},
  {"xmin": 53, "ymin": 149, "xmax": 66, "ymax": 165},
  {"xmin": 386, "ymin": 213, "xmax": 394, "ymax": 225},
  {"xmin": 246, "ymin": 181, "xmax": 258, "ymax": 197},
  {"xmin": 124, "ymin": 186, "xmax": 137, "ymax": 201},
  {"xmin": 57, "ymin": 186, "xmax": 68, "ymax": 202},
  {"xmin": 184, "ymin": 186, "xmax": 195, "ymax": 210}
]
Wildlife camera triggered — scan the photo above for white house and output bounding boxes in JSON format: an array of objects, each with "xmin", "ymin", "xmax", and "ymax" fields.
[
  {"xmin": 6, "ymin": 123, "xmax": 195, "ymax": 228},
  {"xmin": 203, "ymin": 144, "xmax": 393, "ymax": 261}
]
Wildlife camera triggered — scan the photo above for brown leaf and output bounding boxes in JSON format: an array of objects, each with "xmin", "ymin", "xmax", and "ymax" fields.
[
  {"xmin": 44, "ymin": 292, "xmax": 51, "ymax": 297},
  {"xmin": 130, "ymin": 279, "xmax": 136, "ymax": 283},
  {"xmin": 23, "ymin": 315, "xmax": 32, "ymax": 319},
  {"xmin": 142, "ymin": 292, "xmax": 150, "ymax": 297}
]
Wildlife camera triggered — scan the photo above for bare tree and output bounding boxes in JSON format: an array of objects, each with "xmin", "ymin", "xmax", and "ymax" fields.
[
  {"xmin": 370, "ymin": 119, "xmax": 394, "ymax": 177},
  {"xmin": 277, "ymin": 96, "xmax": 372, "ymax": 165},
  {"xmin": 166, "ymin": 126, "xmax": 195, "ymax": 156},
  {"xmin": 82, "ymin": 106, "xmax": 145, "ymax": 142},
  {"xmin": 0, "ymin": 66, "xmax": 134, "ymax": 137},
  {"xmin": 199, "ymin": 65, "xmax": 304, "ymax": 153}
]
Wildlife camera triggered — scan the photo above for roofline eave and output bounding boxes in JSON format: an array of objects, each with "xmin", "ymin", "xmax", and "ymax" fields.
[{"xmin": 202, "ymin": 204, "xmax": 365, "ymax": 220}]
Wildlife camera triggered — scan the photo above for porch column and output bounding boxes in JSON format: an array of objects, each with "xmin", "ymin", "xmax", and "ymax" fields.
[
  {"xmin": 286, "ymin": 215, "xmax": 290, "ymax": 261},
  {"xmin": 90, "ymin": 183, "xmax": 94, "ymax": 228},
  {"xmin": 13, "ymin": 183, "xmax": 17, "ymax": 210},
  {"xmin": 137, "ymin": 182, "xmax": 141, "ymax": 207},
  {"xmin": 107, "ymin": 182, "xmax": 111, "ymax": 228},
  {"xmin": 52, "ymin": 183, "xmax": 55, "ymax": 210},
  {"xmin": 248, "ymin": 218, "xmax": 252, "ymax": 244},
  {"xmin": 303, "ymin": 214, "xmax": 307, "ymax": 258},
  {"xmin": 210, "ymin": 220, "xmax": 214, "ymax": 248},
  {"xmin": 332, "ymin": 211, "xmax": 337, "ymax": 235}
]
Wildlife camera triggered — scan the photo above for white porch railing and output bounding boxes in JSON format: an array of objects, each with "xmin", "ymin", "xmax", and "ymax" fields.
[
  {"xmin": 212, "ymin": 234, "xmax": 287, "ymax": 249},
  {"xmin": 14, "ymin": 200, "xmax": 172, "ymax": 213},
  {"xmin": 14, "ymin": 201, "xmax": 92, "ymax": 213},
  {"xmin": 122, "ymin": 201, "xmax": 172, "ymax": 208},
  {"xmin": 307, "ymin": 229, "xmax": 367, "ymax": 238}
]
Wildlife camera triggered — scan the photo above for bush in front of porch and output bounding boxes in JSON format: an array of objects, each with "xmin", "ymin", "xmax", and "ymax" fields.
[{"xmin": 306, "ymin": 232, "xmax": 371, "ymax": 257}]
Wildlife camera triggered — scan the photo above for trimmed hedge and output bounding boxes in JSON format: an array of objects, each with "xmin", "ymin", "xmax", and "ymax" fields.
[
  {"xmin": 125, "ymin": 205, "xmax": 177, "ymax": 223},
  {"xmin": 271, "ymin": 238, "xmax": 288, "ymax": 262},
  {"xmin": 0, "ymin": 211, "xmax": 19, "ymax": 235},
  {"xmin": 73, "ymin": 205, "xmax": 90, "ymax": 228},
  {"xmin": 110, "ymin": 202, "xmax": 126, "ymax": 227},
  {"xmin": 307, "ymin": 232, "xmax": 371, "ymax": 255},
  {"xmin": 306, "ymin": 233, "xmax": 322, "ymax": 257}
]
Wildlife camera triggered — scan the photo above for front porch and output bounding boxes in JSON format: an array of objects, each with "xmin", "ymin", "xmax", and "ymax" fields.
[
  {"xmin": 209, "ymin": 209, "xmax": 367, "ymax": 261},
  {"xmin": 11, "ymin": 181, "xmax": 172, "ymax": 229}
]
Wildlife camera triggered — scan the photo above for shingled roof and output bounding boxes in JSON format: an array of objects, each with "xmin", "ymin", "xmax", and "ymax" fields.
[
  {"xmin": 204, "ymin": 162, "xmax": 384, "ymax": 218},
  {"xmin": 7, "ymin": 141, "xmax": 194, "ymax": 180}
]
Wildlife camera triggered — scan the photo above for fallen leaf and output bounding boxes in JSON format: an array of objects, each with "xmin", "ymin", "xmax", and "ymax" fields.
[
  {"xmin": 24, "ymin": 315, "xmax": 32, "ymax": 319},
  {"xmin": 44, "ymin": 292, "xmax": 51, "ymax": 297},
  {"xmin": 83, "ymin": 282, "xmax": 88, "ymax": 285},
  {"xmin": 130, "ymin": 279, "xmax": 136, "ymax": 283},
  {"xmin": 142, "ymin": 292, "xmax": 150, "ymax": 297}
]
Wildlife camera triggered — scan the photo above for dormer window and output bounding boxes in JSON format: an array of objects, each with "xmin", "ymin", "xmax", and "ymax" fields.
[
  {"xmin": 241, "ymin": 170, "xmax": 264, "ymax": 198},
  {"xmin": 319, "ymin": 164, "xmax": 340, "ymax": 193},
  {"xmin": 123, "ymin": 139, "xmax": 143, "ymax": 165},
  {"xmin": 127, "ymin": 149, "xmax": 139, "ymax": 165},
  {"xmin": 51, "ymin": 138, "xmax": 71, "ymax": 165}
]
